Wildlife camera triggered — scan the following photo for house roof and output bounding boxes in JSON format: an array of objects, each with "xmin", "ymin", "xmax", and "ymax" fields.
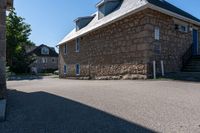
[
  {"xmin": 28, "ymin": 44, "xmax": 58, "ymax": 57},
  {"xmin": 147, "ymin": 0, "xmax": 200, "ymax": 23},
  {"xmin": 58, "ymin": 0, "xmax": 200, "ymax": 45}
]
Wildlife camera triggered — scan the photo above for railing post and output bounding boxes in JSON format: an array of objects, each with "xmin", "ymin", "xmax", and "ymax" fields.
[
  {"xmin": 153, "ymin": 61, "xmax": 156, "ymax": 79},
  {"xmin": 161, "ymin": 60, "xmax": 165, "ymax": 76}
]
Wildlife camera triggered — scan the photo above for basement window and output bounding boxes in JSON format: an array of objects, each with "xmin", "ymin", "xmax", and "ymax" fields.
[{"xmin": 76, "ymin": 64, "xmax": 80, "ymax": 76}]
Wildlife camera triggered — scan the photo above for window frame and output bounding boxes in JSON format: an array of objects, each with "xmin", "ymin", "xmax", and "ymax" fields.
[
  {"xmin": 41, "ymin": 47, "xmax": 49, "ymax": 55},
  {"xmin": 52, "ymin": 58, "xmax": 55, "ymax": 63},
  {"xmin": 64, "ymin": 64, "xmax": 67, "ymax": 75},
  {"xmin": 76, "ymin": 38, "xmax": 80, "ymax": 52},
  {"xmin": 174, "ymin": 19, "xmax": 188, "ymax": 33},
  {"xmin": 75, "ymin": 64, "xmax": 80, "ymax": 76},
  {"xmin": 179, "ymin": 25, "xmax": 188, "ymax": 32},
  {"xmin": 42, "ymin": 58, "xmax": 47, "ymax": 64},
  {"xmin": 154, "ymin": 27, "xmax": 160, "ymax": 40}
]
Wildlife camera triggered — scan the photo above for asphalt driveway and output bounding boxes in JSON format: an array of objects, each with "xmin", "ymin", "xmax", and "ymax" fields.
[{"xmin": 1, "ymin": 77, "xmax": 200, "ymax": 133}]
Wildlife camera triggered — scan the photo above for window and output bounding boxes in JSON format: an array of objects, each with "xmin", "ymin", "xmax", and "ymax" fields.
[
  {"xmin": 180, "ymin": 25, "xmax": 188, "ymax": 32},
  {"xmin": 64, "ymin": 65, "xmax": 67, "ymax": 74},
  {"xmin": 41, "ymin": 47, "xmax": 49, "ymax": 55},
  {"xmin": 76, "ymin": 64, "xmax": 80, "ymax": 75},
  {"xmin": 52, "ymin": 58, "xmax": 55, "ymax": 63},
  {"xmin": 42, "ymin": 58, "xmax": 47, "ymax": 63},
  {"xmin": 76, "ymin": 38, "xmax": 80, "ymax": 52},
  {"xmin": 155, "ymin": 27, "xmax": 160, "ymax": 40},
  {"xmin": 175, "ymin": 24, "xmax": 188, "ymax": 32},
  {"xmin": 64, "ymin": 44, "xmax": 67, "ymax": 55}
]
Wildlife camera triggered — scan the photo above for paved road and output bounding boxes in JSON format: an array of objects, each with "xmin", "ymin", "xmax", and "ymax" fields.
[{"xmin": 1, "ymin": 77, "xmax": 200, "ymax": 133}]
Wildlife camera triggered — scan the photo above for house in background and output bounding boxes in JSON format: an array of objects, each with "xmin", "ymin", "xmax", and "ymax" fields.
[
  {"xmin": 58, "ymin": 0, "xmax": 200, "ymax": 79},
  {"xmin": 28, "ymin": 44, "xmax": 58, "ymax": 73}
]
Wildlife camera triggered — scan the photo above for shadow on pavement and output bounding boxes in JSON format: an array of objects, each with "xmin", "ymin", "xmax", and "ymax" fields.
[{"xmin": 0, "ymin": 89, "xmax": 156, "ymax": 133}]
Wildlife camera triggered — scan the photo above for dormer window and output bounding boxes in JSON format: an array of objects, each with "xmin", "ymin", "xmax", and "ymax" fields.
[
  {"xmin": 75, "ymin": 16, "xmax": 95, "ymax": 31},
  {"xmin": 96, "ymin": 0, "xmax": 123, "ymax": 19},
  {"xmin": 41, "ymin": 47, "xmax": 49, "ymax": 55}
]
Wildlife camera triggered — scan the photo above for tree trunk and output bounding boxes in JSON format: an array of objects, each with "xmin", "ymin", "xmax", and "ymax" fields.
[{"xmin": 0, "ymin": 0, "xmax": 7, "ymax": 99}]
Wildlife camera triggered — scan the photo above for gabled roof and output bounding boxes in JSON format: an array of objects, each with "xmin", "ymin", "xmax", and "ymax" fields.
[
  {"xmin": 58, "ymin": 0, "xmax": 200, "ymax": 45},
  {"xmin": 28, "ymin": 44, "xmax": 58, "ymax": 57}
]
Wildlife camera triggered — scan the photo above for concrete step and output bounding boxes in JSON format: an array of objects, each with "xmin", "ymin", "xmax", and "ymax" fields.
[
  {"xmin": 186, "ymin": 63, "xmax": 200, "ymax": 66},
  {"xmin": 182, "ymin": 55, "xmax": 200, "ymax": 72},
  {"xmin": 183, "ymin": 65, "xmax": 200, "ymax": 69}
]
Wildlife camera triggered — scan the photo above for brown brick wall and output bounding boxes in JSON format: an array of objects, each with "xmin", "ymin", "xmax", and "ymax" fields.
[{"xmin": 59, "ymin": 8, "xmax": 199, "ymax": 79}]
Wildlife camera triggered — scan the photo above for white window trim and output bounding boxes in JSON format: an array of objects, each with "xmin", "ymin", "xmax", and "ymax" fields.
[
  {"xmin": 76, "ymin": 38, "xmax": 80, "ymax": 52},
  {"xmin": 155, "ymin": 27, "xmax": 160, "ymax": 40},
  {"xmin": 76, "ymin": 64, "xmax": 80, "ymax": 76}
]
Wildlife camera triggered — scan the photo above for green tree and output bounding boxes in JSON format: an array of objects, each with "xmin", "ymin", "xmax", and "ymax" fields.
[{"xmin": 6, "ymin": 9, "xmax": 35, "ymax": 73}]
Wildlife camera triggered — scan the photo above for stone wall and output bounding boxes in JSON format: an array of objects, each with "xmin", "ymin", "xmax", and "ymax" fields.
[
  {"xmin": 59, "ymin": 8, "xmax": 199, "ymax": 79},
  {"xmin": 144, "ymin": 9, "xmax": 199, "ymax": 75},
  {"xmin": 0, "ymin": 0, "xmax": 7, "ymax": 99},
  {"xmin": 59, "ymin": 10, "xmax": 151, "ymax": 79}
]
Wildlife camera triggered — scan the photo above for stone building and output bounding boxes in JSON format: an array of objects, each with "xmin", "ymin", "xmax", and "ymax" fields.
[
  {"xmin": 28, "ymin": 44, "xmax": 58, "ymax": 73},
  {"xmin": 0, "ymin": 0, "xmax": 13, "ymax": 120},
  {"xmin": 58, "ymin": 0, "xmax": 200, "ymax": 79}
]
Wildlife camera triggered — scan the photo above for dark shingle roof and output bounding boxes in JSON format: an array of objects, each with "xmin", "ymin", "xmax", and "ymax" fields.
[
  {"xmin": 147, "ymin": 0, "xmax": 200, "ymax": 22},
  {"xmin": 28, "ymin": 44, "xmax": 58, "ymax": 57}
]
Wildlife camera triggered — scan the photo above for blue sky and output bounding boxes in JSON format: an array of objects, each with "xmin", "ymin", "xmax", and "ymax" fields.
[{"xmin": 14, "ymin": 0, "xmax": 200, "ymax": 48}]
